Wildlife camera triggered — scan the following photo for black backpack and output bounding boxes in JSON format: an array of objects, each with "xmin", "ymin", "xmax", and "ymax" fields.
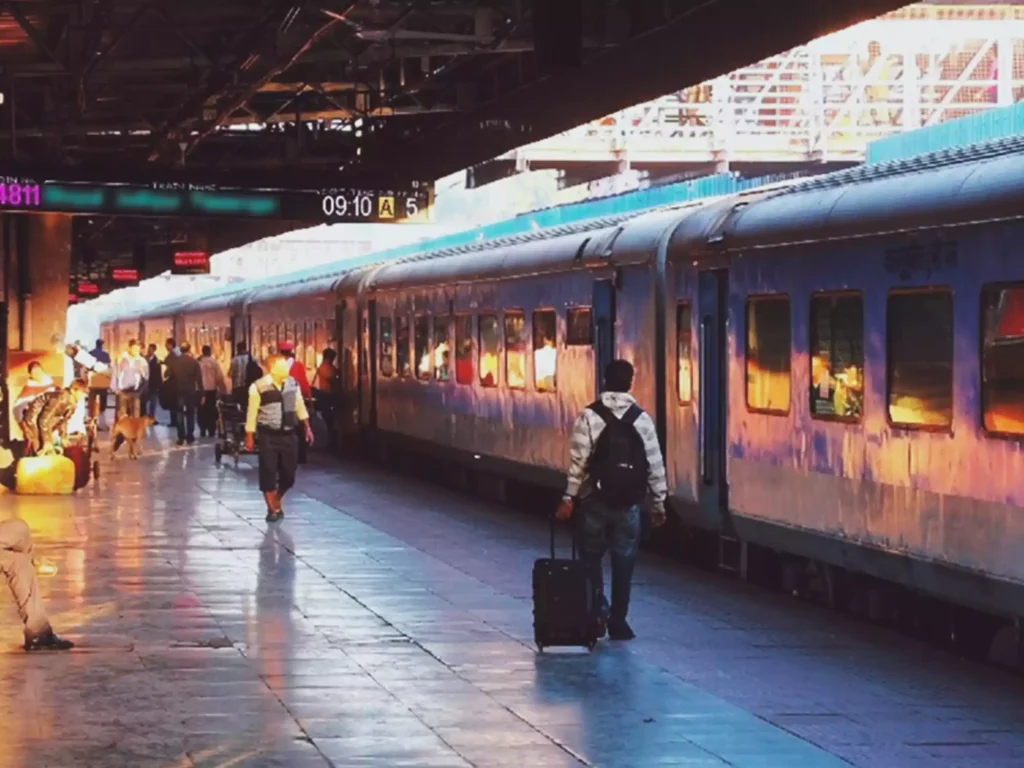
[
  {"xmin": 586, "ymin": 401, "xmax": 649, "ymax": 507},
  {"xmin": 245, "ymin": 356, "xmax": 263, "ymax": 388}
]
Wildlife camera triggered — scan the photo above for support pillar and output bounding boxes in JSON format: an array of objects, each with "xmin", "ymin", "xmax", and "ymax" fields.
[{"xmin": 1, "ymin": 212, "xmax": 73, "ymax": 445}]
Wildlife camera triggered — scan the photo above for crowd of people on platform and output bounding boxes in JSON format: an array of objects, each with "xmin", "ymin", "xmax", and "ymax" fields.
[{"xmin": 0, "ymin": 334, "xmax": 341, "ymax": 653}]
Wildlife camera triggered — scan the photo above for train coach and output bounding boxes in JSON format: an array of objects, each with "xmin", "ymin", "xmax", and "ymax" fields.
[{"xmin": 100, "ymin": 139, "xmax": 1024, "ymax": 638}]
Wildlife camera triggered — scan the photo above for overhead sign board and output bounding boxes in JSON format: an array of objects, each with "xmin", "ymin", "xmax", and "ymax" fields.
[
  {"xmin": 172, "ymin": 251, "xmax": 210, "ymax": 275},
  {"xmin": 76, "ymin": 280, "xmax": 99, "ymax": 296},
  {"xmin": 111, "ymin": 267, "xmax": 140, "ymax": 283},
  {"xmin": 0, "ymin": 173, "xmax": 432, "ymax": 224}
]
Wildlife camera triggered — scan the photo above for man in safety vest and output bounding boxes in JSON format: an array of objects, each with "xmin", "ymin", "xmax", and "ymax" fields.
[
  {"xmin": 244, "ymin": 354, "xmax": 313, "ymax": 522},
  {"xmin": 277, "ymin": 341, "xmax": 312, "ymax": 463}
]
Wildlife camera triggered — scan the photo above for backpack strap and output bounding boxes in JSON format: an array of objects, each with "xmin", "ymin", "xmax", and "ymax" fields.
[
  {"xmin": 620, "ymin": 404, "xmax": 642, "ymax": 427},
  {"xmin": 587, "ymin": 400, "xmax": 615, "ymax": 424}
]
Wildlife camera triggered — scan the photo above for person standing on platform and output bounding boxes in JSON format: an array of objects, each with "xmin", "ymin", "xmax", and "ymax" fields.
[
  {"xmin": 278, "ymin": 342, "xmax": 312, "ymax": 463},
  {"xmin": 88, "ymin": 339, "xmax": 112, "ymax": 427},
  {"xmin": 0, "ymin": 518, "xmax": 74, "ymax": 652},
  {"xmin": 145, "ymin": 344, "xmax": 161, "ymax": 420},
  {"xmin": 166, "ymin": 342, "xmax": 202, "ymax": 446},
  {"xmin": 228, "ymin": 342, "xmax": 255, "ymax": 403},
  {"xmin": 113, "ymin": 339, "xmax": 148, "ymax": 420},
  {"xmin": 554, "ymin": 359, "xmax": 668, "ymax": 642},
  {"xmin": 244, "ymin": 354, "xmax": 313, "ymax": 523},
  {"xmin": 197, "ymin": 345, "xmax": 227, "ymax": 438},
  {"xmin": 162, "ymin": 338, "xmax": 181, "ymax": 429},
  {"xmin": 312, "ymin": 348, "xmax": 339, "ymax": 450}
]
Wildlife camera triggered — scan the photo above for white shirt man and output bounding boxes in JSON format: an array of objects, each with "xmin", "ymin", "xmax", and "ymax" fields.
[{"xmin": 113, "ymin": 341, "xmax": 148, "ymax": 419}]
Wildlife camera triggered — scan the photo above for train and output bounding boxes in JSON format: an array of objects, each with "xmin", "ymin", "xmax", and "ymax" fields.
[{"xmin": 99, "ymin": 137, "xmax": 1024, "ymax": 636}]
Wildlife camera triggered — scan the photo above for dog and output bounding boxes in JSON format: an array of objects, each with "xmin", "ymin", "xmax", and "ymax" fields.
[{"xmin": 111, "ymin": 415, "xmax": 155, "ymax": 459}]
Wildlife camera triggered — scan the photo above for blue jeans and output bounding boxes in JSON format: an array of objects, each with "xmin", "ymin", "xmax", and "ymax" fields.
[
  {"xmin": 145, "ymin": 389, "xmax": 159, "ymax": 419},
  {"xmin": 175, "ymin": 396, "xmax": 196, "ymax": 442},
  {"xmin": 577, "ymin": 498, "xmax": 641, "ymax": 625}
]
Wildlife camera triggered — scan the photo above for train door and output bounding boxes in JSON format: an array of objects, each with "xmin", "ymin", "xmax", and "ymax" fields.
[
  {"xmin": 592, "ymin": 279, "xmax": 616, "ymax": 393},
  {"xmin": 357, "ymin": 302, "xmax": 378, "ymax": 429},
  {"xmin": 697, "ymin": 270, "xmax": 729, "ymax": 528},
  {"xmin": 367, "ymin": 299, "xmax": 378, "ymax": 428},
  {"xmin": 232, "ymin": 312, "xmax": 248, "ymax": 351},
  {"xmin": 335, "ymin": 301, "xmax": 357, "ymax": 438}
]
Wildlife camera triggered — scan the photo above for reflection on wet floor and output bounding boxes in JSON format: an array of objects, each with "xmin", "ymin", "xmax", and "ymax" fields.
[{"xmin": 0, "ymin": 430, "xmax": 1021, "ymax": 767}]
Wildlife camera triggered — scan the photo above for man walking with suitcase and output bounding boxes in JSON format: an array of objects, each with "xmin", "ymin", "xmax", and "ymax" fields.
[{"xmin": 555, "ymin": 359, "xmax": 667, "ymax": 641}]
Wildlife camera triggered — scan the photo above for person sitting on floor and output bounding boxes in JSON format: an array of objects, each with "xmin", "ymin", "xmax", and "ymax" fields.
[{"xmin": 0, "ymin": 515, "xmax": 74, "ymax": 652}]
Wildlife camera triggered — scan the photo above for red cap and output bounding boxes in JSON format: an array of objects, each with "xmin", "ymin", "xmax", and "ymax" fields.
[{"xmin": 278, "ymin": 341, "xmax": 295, "ymax": 352}]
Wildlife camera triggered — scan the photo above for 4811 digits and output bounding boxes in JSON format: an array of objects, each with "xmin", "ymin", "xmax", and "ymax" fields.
[{"xmin": 0, "ymin": 183, "xmax": 42, "ymax": 208}]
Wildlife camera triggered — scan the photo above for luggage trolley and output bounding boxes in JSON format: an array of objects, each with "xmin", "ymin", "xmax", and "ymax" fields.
[{"xmin": 214, "ymin": 398, "xmax": 253, "ymax": 467}]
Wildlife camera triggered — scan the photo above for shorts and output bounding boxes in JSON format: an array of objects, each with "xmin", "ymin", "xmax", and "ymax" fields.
[{"xmin": 257, "ymin": 429, "xmax": 298, "ymax": 493}]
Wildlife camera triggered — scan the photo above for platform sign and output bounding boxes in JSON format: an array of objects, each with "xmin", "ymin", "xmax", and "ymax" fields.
[
  {"xmin": 76, "ymin": 280, "xmax": 99, "ymax": 296},
  {"xmin": 111, "ymin": 268, "xmax": 140, "ymax": 284},
  {"xmin": 172, "ymin": 251, "xmax": 210, "ymax": 275},
  {"xmin": 0, "ymin": 172, "xmax": 433, "ymax": 223}
]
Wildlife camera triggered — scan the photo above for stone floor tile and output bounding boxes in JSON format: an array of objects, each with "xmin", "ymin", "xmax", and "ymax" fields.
[{"xmin": 0, "ymin": 425, "xmax": 1020, "ymax": 767}]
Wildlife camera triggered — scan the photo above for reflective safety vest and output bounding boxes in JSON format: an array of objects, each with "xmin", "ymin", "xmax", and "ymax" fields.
[{"xmin": 255, "ymin": 377, "xmax": 299, "ymax": 431}]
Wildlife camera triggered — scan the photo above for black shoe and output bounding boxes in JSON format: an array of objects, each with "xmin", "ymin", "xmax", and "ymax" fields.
[
  {"xmin": 265, "ymin": 510, "xmax": 284, "ymax": 523},
  {"xmin": 24, "ymin": 630, "xmax": 74, "ymax": 652},
  {"xmin": 608, "ymin": 619, "xmax": 635, "ymax": 641},
  {"xmin": 176, "ymin": 439, "xmax": 185, "ymax": 446}
]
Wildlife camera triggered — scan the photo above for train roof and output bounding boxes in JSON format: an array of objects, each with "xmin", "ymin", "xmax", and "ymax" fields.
[
  {"xmin": 337, "ymin": 213, "xmax": 643, "ymax": 294},
  {"xmin": 672, "ymin": 135, "xmax": 1024, "ymax": 254}
]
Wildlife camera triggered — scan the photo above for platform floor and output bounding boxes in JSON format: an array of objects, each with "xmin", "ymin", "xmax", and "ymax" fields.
[{"xmin": 0, "ymin": 429, "xmax": 1022, "ymax": 768}]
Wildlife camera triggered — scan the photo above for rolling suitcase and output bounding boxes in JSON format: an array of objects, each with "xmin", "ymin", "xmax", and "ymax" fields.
[
  {"xmin": 62, "ymin": 443, "xmax": 92, "ymax": 490},
  {"xmin": 532, "ymin": 516, "xmax": 602, "ymax": 652}
]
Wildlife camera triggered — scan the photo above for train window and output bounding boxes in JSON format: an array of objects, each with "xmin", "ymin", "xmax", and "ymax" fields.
[
  {"xmin": 379, "ymin": 316, "xmax": 394, "ymax": 377},
  {"xmin": 396, "ymin": 315, "xmax": 411, "ymax": 377},
  {"xmin": 566, "ymin": 308, "xmax": 593, "ymax": 346},
  {"xmin": 295, "ymin": 323, "xmax": 306, "ymax": 371},
  {"xmin": 505, "ymin": 311, "xmax": 527, "ymax": 390},
  {"xmin": 313, "ymin": 321, "xmax": 326, "ymax": 365},
  {"xmin": 981, "ymin": 284, "xmax": 1024, "ymax": 436},
  {"xmin": 746, "ymin": 296, "xmax": 791, "ymax": 414},
  {"xmin": 455, "ymin": 316, "xmax": 474, "ymax": 385},
  {"xmin": 479, "ymin": 314, "xmax": 500, "ymax": 387},
  {"xmin": 676, "ymin": 303, "xmax": 692, "ymax": 404},
  {"xmin": 533, "ymin": 310, "xmax": 557, "ymax": 392},
  {"xmin": 433, "ymin": 317, "xmax": 450, "ymax": 382},
  {"xmin": 887, "ymin": 290, "xmax": 953, "ymax": 428},
  {"xmin": 414, "ymin": 316, "xmax": 430, "ymax": 381},
  {"xmin": 810, "ymin": 293, "xmax": 864, "ymax": 421}
]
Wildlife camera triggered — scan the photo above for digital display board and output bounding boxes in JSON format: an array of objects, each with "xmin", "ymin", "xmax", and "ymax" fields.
[
  {"xmin": 172, "ymin": 251, "xmax": 210, "ymax": 275},
  {"xmin": 111, "ymin": 268, "xmax": 140, "ymax": 283},
  {"xmin": 0, "ymin": 173, "xmax": 432, "ymax": 223}
]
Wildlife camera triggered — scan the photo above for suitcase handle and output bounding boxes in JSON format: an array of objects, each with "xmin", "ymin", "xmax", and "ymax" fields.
[{"xmin": 549, "ymin": 513, "xmax": 577, "ymax": 560}]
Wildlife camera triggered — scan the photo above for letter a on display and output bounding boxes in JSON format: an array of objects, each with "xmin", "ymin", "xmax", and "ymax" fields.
[{"xmin": 378, "ymin": 196, "xmax": 395, "ymax": 219}]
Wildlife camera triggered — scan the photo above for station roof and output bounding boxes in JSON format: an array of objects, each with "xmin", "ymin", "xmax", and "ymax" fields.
[{"xmin": 1, "ymin": 0, "xmax": 907, "ymax": 184}]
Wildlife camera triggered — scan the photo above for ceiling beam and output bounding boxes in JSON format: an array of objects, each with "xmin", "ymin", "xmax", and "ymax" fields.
[
  {"xmin": 365, "ymin": 0, "xmax": 911, "ymax": 178},
  {"xmin": 178, "ymin": 13, "xmax": 348, "ymax": 161}
]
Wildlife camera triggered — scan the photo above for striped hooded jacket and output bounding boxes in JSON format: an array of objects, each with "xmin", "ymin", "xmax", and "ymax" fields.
[{"xmin": 563, "ymin": 391, "xmax": 668, "ymax": 513}]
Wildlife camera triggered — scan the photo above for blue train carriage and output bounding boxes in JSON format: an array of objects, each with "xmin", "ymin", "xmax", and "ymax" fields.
[
  {"xmin": 341, "ymin": 211, "xmax": 685, "ymax": 492},
  {"xmin": 245, "ymin": 272, "xmax": 339, "ymax": 381},
  {"xmin": 177, "ymin": 285, "xmax": 253, "ymax": 371},
  {"xmin": 667, "ymin": 144, "xmax": 1024, "ymax": 618}
]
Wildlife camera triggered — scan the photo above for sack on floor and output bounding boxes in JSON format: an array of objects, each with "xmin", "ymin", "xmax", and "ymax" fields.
[{"xmin": 15, "ymin": 455, "xmax": 76, "ymax": 495}]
